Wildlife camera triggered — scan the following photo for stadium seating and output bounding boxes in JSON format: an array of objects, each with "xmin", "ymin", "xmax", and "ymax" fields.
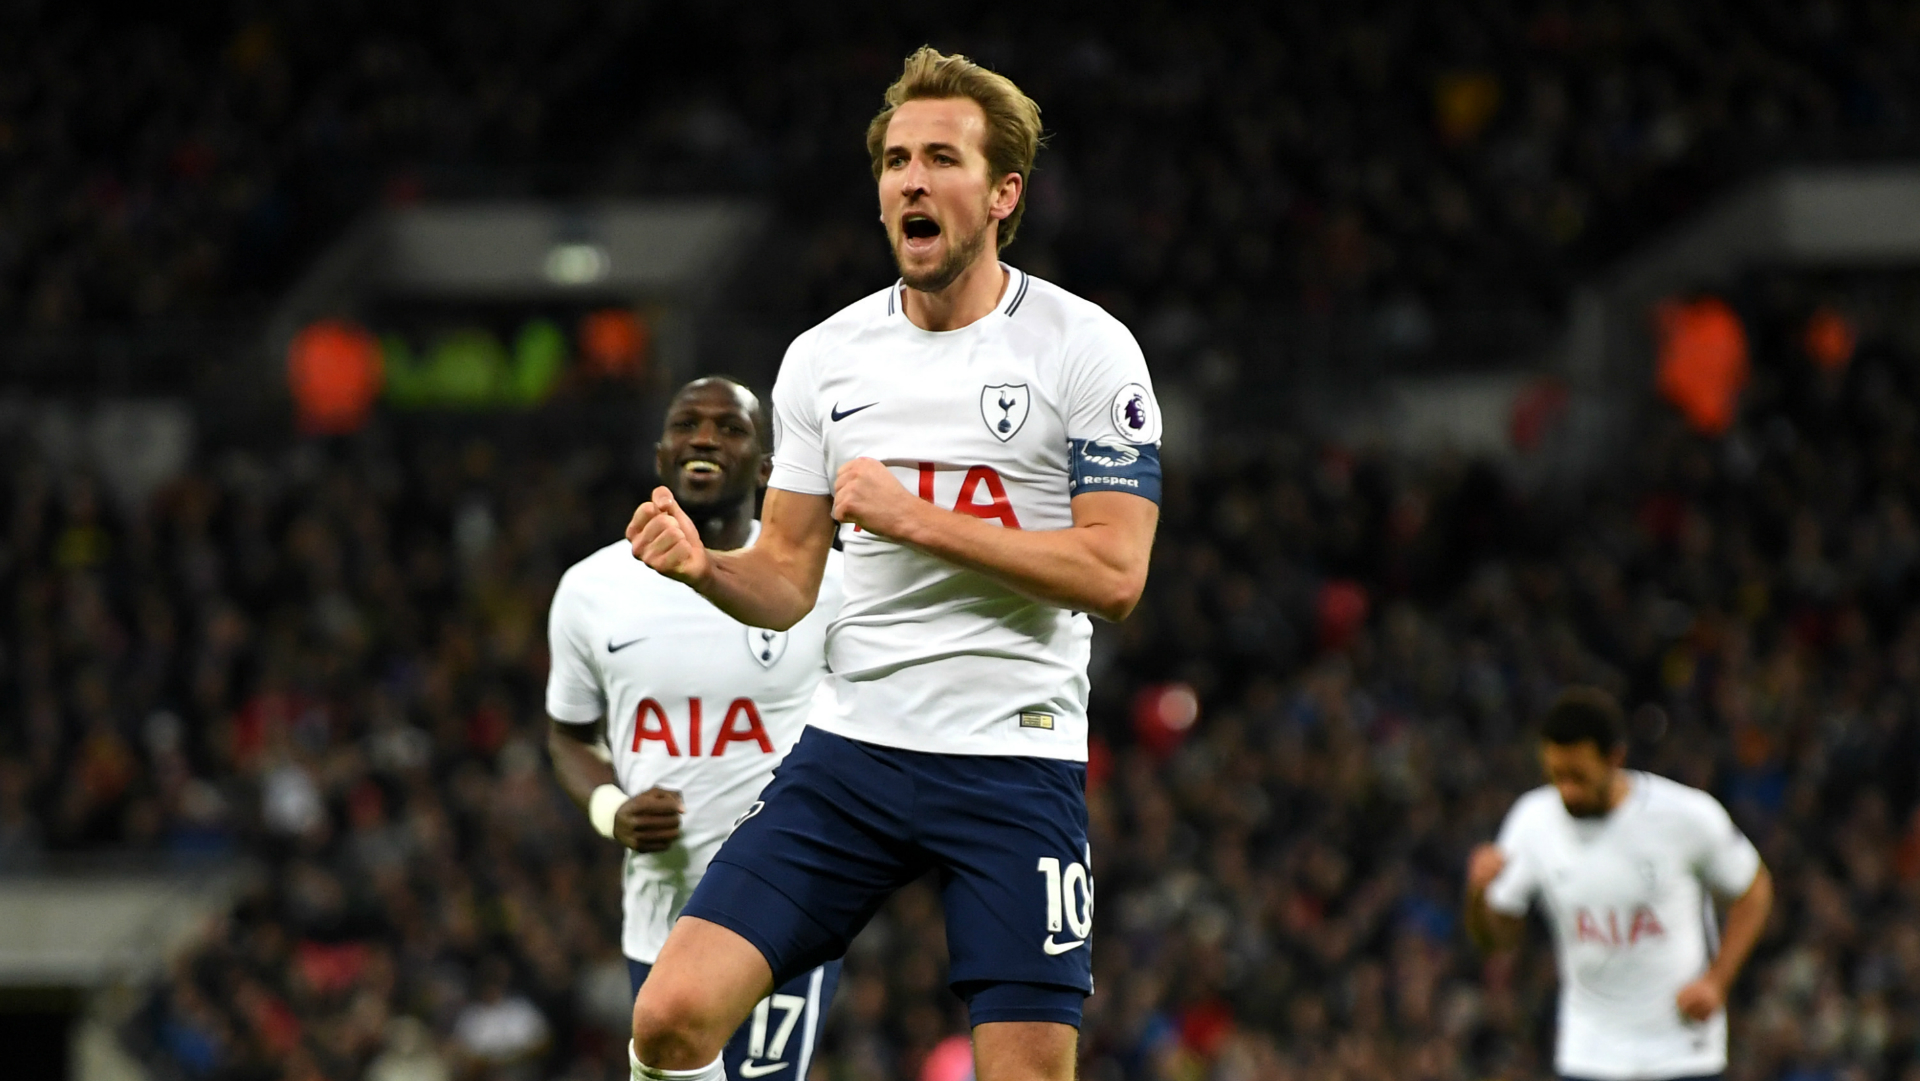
[
  {"xmin": 2, "ymin": 269, "xmax": 1915, "ymax": 1079},
  {"xmin": 7, "ymin": 4, "xmax": 1920, "ymax": 1080},
  {"xmin": 5, "ymin": 2, "xmax": 1919, "ymax": 377}
]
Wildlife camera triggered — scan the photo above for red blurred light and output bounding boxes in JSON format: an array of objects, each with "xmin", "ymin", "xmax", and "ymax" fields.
[{"xmin": 1133, "ymin": 682, "xmax": 1201, "ymax": 758}]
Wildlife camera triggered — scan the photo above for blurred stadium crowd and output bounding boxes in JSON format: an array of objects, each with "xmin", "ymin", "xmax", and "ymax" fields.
[
  {"xmin": 5, "ymin": 1, "xmax": 1919, "ymax": 365},
  {"xmin": 2, "ymin": 269, "xmax": 1919, "ymax": 1081},
  {"xmin": 8, "ymin": 3, "xmax": 1920, "ymax": 1081}
]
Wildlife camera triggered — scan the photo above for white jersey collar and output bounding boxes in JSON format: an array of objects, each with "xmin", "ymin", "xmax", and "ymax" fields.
[{"xmin": 887, "ymin": 263, "xmax": 1029, "ymax": 328}]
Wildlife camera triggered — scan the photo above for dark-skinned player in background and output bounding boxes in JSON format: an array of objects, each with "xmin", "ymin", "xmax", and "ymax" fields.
[{"xmin": 548, "ymin": 377, "xmax": 845, "ymax": 1081}]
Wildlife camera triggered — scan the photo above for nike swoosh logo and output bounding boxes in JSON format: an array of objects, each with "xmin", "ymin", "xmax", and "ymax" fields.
[
  {"xmin": 830, "ymin": 402, "xmax": 877, "ymax": 422},
  {"xmin": 739, "ymin": 1062, "xmax": 790, "ymax": 1078},
  {"xmin": 607, "ymin": 637, "xmax": 647, "ymax": 653},
  {"xmin": 1042, "ymin": 935, "xmax": 1086, "ymax": 956}
]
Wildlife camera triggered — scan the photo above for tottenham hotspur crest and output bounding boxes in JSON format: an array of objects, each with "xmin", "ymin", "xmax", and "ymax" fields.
[
  {"xmin": 746, "ymin": 626, "xmax": 789, "ymax": 669},
  {"xmin": 980, "ymin": 383, "xmax": 1031, "ymax": 442}
]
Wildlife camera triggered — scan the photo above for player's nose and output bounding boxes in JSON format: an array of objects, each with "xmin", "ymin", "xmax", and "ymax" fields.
[{"xmin": 897, "ymin": 157, "xmax": 930, "ymax": 194}]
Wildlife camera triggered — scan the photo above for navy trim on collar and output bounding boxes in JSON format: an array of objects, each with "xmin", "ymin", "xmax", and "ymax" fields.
[
  {"xmin": 1004, "ymin": 270, "xmax": 1032, "ymax": 316},
  {"xmin": 887, "ymin": 269, "xmax": 1026, "ymax": 319}
]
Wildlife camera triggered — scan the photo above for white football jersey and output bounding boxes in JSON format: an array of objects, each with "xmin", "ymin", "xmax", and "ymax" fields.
[
  {"xmin": 545, "ymin": 527, "xmax": 844, "ymax": 963},
  {"xmin": 767, "ymin": 266, "xmax": 1162, "ymax": 761},
  {"xmin": 1487, "ymin": 772, "xmax": 1762, "ymax": 1080}
]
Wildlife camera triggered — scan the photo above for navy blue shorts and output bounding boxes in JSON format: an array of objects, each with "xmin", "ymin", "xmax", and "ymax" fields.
[
  {"xmin": 629, "ymin": 958, "xmax": 840, "ymax": 1080},
  {"xmin": 682, "ymin": 727, "xmax": 1093, "ymax": 1028}
]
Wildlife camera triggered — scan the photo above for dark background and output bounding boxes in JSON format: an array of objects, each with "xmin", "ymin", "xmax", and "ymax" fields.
[{"xmin": 4, "ymin": 4, "xmax": 1920, "ymax": 1081}]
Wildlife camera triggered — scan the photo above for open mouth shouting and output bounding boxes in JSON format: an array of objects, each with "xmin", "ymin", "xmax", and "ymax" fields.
[{"xmin": 900, "ymin": 212, "xmax": 942, "ymax": 256}]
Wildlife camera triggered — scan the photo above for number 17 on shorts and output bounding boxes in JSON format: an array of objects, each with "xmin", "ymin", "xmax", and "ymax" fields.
[{"xmin": 1036, "ymin": 848, "xmax": 1094, "ymax": 957}]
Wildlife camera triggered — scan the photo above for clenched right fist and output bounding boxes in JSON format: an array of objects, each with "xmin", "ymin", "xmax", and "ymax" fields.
[{"xmin": 627, "ymin": 487, "xmax": 712, "ymax": 588}]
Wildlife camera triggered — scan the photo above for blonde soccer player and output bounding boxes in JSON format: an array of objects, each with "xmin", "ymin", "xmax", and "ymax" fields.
[{"xmin": 624, "ymin": 48, "xmax": 1161, "ymax": 1081}]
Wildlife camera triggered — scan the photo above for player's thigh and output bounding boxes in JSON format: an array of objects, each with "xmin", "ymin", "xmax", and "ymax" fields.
[
  {"xmin": 971, "ymin": 1020, "xmax": 1078, "ymax": 1081},
  {"xmin": 923, "ymin": 753, "xmax": 1094, "ymax": 997},
  {"xmin": 721, "ymin": 959, "xmax": 842, "ymax": 1081},
  {"xmin": 631, "ymin": 916, "xmax": 771, "ymax": 1061},
  {"xmin": 684, "ymin": 727, "xmax": 927, "ymax": 984}
]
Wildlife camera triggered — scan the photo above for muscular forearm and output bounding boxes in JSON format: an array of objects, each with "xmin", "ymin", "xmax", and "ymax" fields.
[
  {"xmin": 548, "ymin": 721, "xmax": 616, "ymax": 810},
  {"xmin": 632, "ymin": 487, "xmax": 833, "ymax": 631},
  {"xmin": 698, "ymin": 545, "xmax": 824, "ymax": 631},
  {"xmin": 1707, "ymin": 866, "xmax": 1772, "ymax": 990},
  {"xmin": 890, "ymin": 496, "xmax": 1155, "ymax": 622}
]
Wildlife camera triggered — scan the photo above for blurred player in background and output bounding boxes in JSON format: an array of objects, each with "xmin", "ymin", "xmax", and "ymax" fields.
[
  {"xmin": 624, "ymin": 47, "xmax": 1161, "ymax": 1081},
  {"xmin": 1465, "ymin": 688, "xmax": 1774, "ymax": 1081},
  {"xmin": 547, "ymin": 377, "xmax": 845, "ymax": 1081}
]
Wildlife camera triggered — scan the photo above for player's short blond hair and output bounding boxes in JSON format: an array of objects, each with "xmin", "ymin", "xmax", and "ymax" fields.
[{"xmin": 865, "ymin": 47, "xmax": 1044, "ymax": 250}]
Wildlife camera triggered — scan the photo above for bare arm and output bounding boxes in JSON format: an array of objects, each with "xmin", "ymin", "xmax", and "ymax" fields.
[
  {"xmin": 546, "ymin": 720, "xmax": 683, "ymax": 853},
  {"xmin": 1464, "ymin": 843, "xmax": 1527, "ymax": 954},
  {"xmin": 1676, "ymin": 864, "xmax": 1774, "ymax": 1021},
  {"xmin": 831, "ymin": 459, "xmax": 1158, "ymax": 622},
  {"xmin": 548, "ymin": 718, "xmax": 616, "ymax": 807},
  {"xmin": 626, "ymin": 487, "xmax": 837, "ymax": 631}
]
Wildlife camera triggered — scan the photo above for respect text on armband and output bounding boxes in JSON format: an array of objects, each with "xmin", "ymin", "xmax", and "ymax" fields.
[{"xmin": 1067, "ymin": 439, "xmax": 1162, "ymax": 504}]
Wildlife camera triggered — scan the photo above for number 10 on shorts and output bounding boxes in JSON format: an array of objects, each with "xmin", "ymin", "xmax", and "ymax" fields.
[{"xmin": 1036, "ymin": 856, "xmax": 1093, "ymax": 950}]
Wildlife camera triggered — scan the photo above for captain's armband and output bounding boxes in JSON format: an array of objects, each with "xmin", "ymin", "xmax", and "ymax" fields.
[{"xmin": 1067, "ymin": 439, "xmax": 1162, "ymax": 504}]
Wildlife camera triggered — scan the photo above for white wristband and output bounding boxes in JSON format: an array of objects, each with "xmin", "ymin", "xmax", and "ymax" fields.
[{"xmin": 589, "ymin": 784, "xmax": 626, "ymax": 840}]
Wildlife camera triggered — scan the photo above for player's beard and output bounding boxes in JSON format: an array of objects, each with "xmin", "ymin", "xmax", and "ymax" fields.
[
  {"xmin": 1561, "ymin": 787, "xmax": 1610, "ymax": 818},
  {"xmin": 897, "ymin": 214, "xmax": 991, "ymax": 295}
]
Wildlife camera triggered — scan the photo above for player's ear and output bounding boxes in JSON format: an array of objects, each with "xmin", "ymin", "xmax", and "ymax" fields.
[
  {"xmin": 654, "ymin": 440, "xmax": 671, "ymax": 485},
  {"xmin": 989, "ymin": 172, "xmax": 1021, "ymax": 222},
  {"xmin": 757, "ymin": 452, "xmax": 773, "ymax": 488}
]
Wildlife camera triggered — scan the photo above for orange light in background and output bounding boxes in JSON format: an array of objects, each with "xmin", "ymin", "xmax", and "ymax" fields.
[
  {"xmin": 1803, "ymin": 305, "xmax": 1856, "ymax": 371},
  {"xmin": 579, "ymin": 308, "xmax": 650, "ymax": 377},
  {"xmin": 287, "ymin": 319, "xmax": 382, "ymax": 435},
  {"xmin": 1654, "ymin": 296, "xmax": 1748, "ymax": 436},
  {"xmin": 1434, "ymin": 70, "xmax": 1502, "ymax": 145}
]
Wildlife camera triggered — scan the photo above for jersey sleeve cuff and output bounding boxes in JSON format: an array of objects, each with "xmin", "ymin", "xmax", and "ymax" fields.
[
  {"xmin": 1714, "ymin": 846, "xmax": 1764, "ymax": 897},
  {"xmin": 1483, "ymin": 868, "xmax": 1532, "ymax": 915},
  {"xmin": 1483, "ymin": 889, "xmax": 1530, "ymax": 917},
  {"xmin": 546, "ymin": 697, "xmax": 604, "ymax": 723},
  {"xmin": 766, "ymin": 465, "xmax": 832, "ymax": 497}
]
